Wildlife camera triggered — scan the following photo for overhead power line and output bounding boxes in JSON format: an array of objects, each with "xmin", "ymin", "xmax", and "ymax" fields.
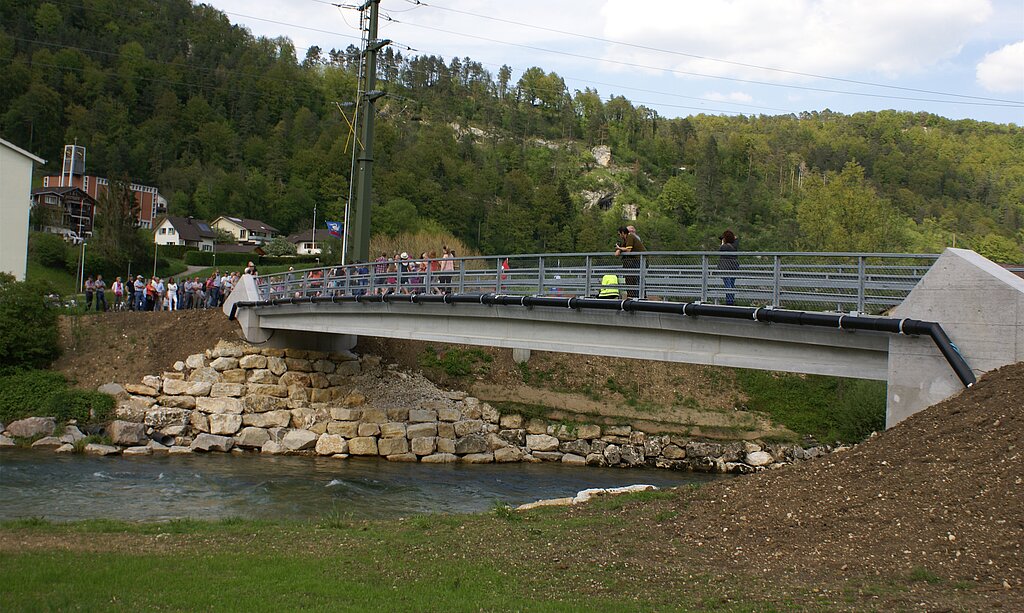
[
  {"xmin": 402, "ymin": 0, "xmax": 1023, "ymax": 107},
  {"xmin": 380, "ymin": 15, "xmax": 1023, "ymax": 109}
]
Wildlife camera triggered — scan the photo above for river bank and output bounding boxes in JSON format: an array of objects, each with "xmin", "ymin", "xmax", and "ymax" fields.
[{"xmin": 2, "ymin": 339, "xmax": 835, "ymax": 474}]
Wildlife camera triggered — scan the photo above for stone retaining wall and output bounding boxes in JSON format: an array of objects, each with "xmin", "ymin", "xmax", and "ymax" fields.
[{"xmin": 1, "ymin": 341, "xmax": 839, "ymax": 472}]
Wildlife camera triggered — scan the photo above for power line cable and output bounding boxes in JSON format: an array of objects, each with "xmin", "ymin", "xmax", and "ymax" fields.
[
  {"xmin": 403, "ymin": 0, "xmax": 1023, "ymax": 106},
  {"xmin": 380, "ymin": 15, "xmax": 1023, "ymax": 109}
]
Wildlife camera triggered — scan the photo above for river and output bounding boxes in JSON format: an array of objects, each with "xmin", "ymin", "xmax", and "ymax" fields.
[{"xmin": 0, "ymin": 449, "xmax": 724, "ymax": 522}]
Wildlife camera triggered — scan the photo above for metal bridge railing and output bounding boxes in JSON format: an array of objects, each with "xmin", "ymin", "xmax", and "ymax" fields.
[{"xmin": 253, "ymin": 251, "xmax": 940, "ymax": 314}]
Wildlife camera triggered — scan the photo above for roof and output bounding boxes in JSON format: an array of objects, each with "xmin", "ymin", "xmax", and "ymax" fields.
[
  {"xmin": 214, "ymin": 216, "xmax": 280, "ymax": 234},
  {"xmin": 286, "ymin": 228, "xmax": 330, "ymax": 243},
  {"xmin": 215, "ymin": 243, "xmax": 265, "ymax": 255},
  {"xmin": 0, "ymin": 138, "xmax": 46, "ymax": 164},
  {"xmin": 31, "ymin": 186, "xmax": 95, "ymax": 201},
  {"xmin": 157, "ymin": 215, "xmax": 217, "ymax": 242}
]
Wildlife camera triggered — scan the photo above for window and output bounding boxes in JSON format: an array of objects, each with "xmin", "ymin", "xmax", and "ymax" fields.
[
  {"xmin": 168, "ymin": 228, "xmax": 175, "ymax": 235},
  {"xmin": 43, "ymin": 177, "xmax": 49, "ymax": 187},
  {"xmin": 84, "ymin": 176, "xmax": 89, "ymax": 191},
  {"xmin": 158, "ymin": 228, "xmax": 166, "ymax": 235},
  {"xmin": 45, "ymin": 195, "xmax": 58, "ymax": 205},
  {"xmin": 240, "ymin": 229, "xmax": 247, "ymax": 239}
]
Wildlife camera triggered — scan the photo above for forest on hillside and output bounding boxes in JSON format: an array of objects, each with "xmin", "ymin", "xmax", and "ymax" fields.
[{"xmin": 2, "ymin": 0, "xmax": 1023, "ymax": 261}]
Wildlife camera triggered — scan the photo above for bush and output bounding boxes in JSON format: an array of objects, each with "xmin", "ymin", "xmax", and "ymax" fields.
[
  {"xmin": 0, "ymin": 370, "xmax": 66, "ymax": 422},
  {"xmin": 0, "ymin": 277, "xmax": 60, "ymax": 371},
  {"xmin": 44, "ymin": 389, "xmax": 115, "ymax": 424},
  {"xmin": 0, "ymin": 370, "xmax": 114, "ymax": 424},
  {"xmin": 28, "ymin": 232, "xmax": 68, "ymax": 269},
  {"xmin": 736, "ymin": 369, "xmax": 885, "ymax": 443}
]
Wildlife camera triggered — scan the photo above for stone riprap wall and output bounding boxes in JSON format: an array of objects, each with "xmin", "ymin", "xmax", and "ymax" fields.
[{"xmin": 1, "ymin": 341, "xmax": 839, "ymax": 472}]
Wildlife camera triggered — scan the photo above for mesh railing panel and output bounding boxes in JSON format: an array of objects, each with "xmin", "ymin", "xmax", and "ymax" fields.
[{"xmin": 253, "ymin": 252, "xmax": 939, "ymax": 313}]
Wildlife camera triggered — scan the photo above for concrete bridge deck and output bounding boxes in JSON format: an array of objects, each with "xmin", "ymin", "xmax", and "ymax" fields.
[{"xmin": 226, "ymin": 249, "xmax": 1024, "ymax": 429}]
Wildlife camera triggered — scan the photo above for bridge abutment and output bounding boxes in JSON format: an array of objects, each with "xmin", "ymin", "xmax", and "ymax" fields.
[{"xmin": 887, "ymin": 248, "xmax": 1024, "ymax": 428}]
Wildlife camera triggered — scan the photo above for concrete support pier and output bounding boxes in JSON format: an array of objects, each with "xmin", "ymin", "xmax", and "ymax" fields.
[{"xmin": 887, "ymin": 248, "xmax": 1024, "ymax": 427}]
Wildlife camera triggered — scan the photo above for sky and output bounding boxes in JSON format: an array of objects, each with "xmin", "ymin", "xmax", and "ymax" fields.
[{"xmin": 203, "ymin": 0, "xmax": 1024, "ymax": 125}]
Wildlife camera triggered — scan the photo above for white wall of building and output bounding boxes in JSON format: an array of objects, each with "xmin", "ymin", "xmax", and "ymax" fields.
[{"xmin": 0, "ymin": 139, "xmax": 45, "ymax": 281}]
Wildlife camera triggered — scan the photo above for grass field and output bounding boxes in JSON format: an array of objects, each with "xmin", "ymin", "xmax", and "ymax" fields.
[{"xmin": 0, "ymin": 488, "xmax": 982, "ymax": 612}]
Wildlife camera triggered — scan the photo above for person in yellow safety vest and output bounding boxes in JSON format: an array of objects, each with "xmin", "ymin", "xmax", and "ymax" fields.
[{"xmin": 598, "ymin": 273, "xmax": 623, "ymax": 298}]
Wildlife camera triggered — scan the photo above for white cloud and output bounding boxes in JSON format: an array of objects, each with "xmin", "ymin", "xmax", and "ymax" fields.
[
  {"xmin": 976, "ymin": 41, "xmax": 1024, "ymax": 93},
  {"xmin": 599, "ymin": 0, "xmax": 993, "ymax": 81},
  {"xmin": 704, "ymin": 91, "xmax": 754, "ymax": 103}
]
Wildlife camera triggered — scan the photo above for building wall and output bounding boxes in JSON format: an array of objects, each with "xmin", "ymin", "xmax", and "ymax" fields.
[
  {"xmin": 0, "ymin": 146, "xmax": 35, "ymax": 281},
  {"xmin": 41, "ymin": 174, "xmax": 159, "ymax": 229}
]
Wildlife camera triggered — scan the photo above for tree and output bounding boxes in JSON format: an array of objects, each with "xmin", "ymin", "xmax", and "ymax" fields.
[
  {"xmin": 263, "ymin": 236, "xmax": 296, "ymax": 256},
  {"xmin": 796, "ymin": 162, "xmax": 907, "ymax": 252},
  {"xmin": 0, "ymin": 274, "xmax": 60, "ymax": 372},
  {"xmin": 92, "ymin": 176, "xmax": 147, "ymax": 272}
]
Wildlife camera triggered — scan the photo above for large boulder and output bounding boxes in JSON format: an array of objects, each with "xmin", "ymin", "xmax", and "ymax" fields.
[
  {"xmin": 107, "ymin": 420, "xmax": 148, "ymax": 446},
  {"xmin": 525, "ymin": 434, "xmax": 559, "ymax": 452},
  {"xmin": 84, "ymin": 443, "xmax": 120, "ymax": 455},
  {"xmin": 454, "ymin": 434, "xmax": 488, "ymax": 455},
  {"xmin": 745, "ymin": 451, "xmax": 774, "ymax": 467},
  {"xmin": 6, "ymin": 417, "xmax": 56, "ymax": 438},
  {"xmin": 235, "ymin": 427, "xmax": 271, "ymax": 448},
  {"xmin": 315, "ymin": 434, "xmax": 348, "ymax": 455},
  {"xmin": 348, "ymin": 437, "xmax": 378, "ymax": 456},
  {"xmin": 191, "ymin": 433, "xmax": 234, "ymax": 452},
  {"xmin": 281, "ymin": 429, "xmax": 318, "ymax": 451},
  {"xmin": 208, "ymin": 413, "xmax": 243, "ymax": 435},
  {"xmin": 144, "ymin": 408, "xmax": 191, "ymax": 429},
  {"xmin": 196, "ymin": 397, "xmax": 243, "ymax": 415},
  {"xmin": 242, "ymin": 410, "xmax": 292, "ymax": 429},
  {"xmin": 377, "ymin": 437, "xmax": 409, "ymax": 456}
]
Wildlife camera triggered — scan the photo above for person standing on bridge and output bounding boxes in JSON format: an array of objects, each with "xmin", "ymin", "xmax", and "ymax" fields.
[
  {"xmin": 614, "ymin": 226, "xmax": 646, "ymax": 298},
  {"xmin": 718, "ymin": 229, "xmax": 739, "ymax": 305}
]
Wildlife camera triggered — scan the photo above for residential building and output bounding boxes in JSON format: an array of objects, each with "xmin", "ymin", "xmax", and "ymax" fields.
[
  {"xmin": 39, "ymin": 144, "xmax": 167, "ymax": 232},
  {"xmin": 29, "ymin": 186, "xmax": 96, "ymax": 240},
  {"xmin": 211, "ymin": 216, "xmax": 279, "ymax": 245},
  {"xmin": 153, "ymin": 215, "xmax": 217, "ymax": 252},
  {"xmin": 0, "ymin": 138, "xmax": 45, "ymax": 281},
  {"xmin": 286, "ymin": 228, "xmax": 323, "ymax": 256}
]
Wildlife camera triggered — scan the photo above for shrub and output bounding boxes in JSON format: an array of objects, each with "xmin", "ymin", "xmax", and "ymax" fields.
[
  {"xmin": 736, "ymin": 369, "xmax": 885, "ymax": 443},
  {"xmin": 0, "ymin": 370, "xmax": 114, "ymax": 424},
  {"xmin": 0, "ymin": 370, "xmax": 66, "ymax": 422},
  {"xmin": 44, "ymin": 389, "xmax": 115, "ymax": 424},
  {"xmin": 28, "ymin": 232, "xmax": 68, "ymax": 269},
  {"xmin": 0, "ymin": 277, "xmax": 60, "ymax": 371}
]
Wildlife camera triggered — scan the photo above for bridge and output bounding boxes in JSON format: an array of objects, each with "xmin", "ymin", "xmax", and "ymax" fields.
[{"xmin": 225, "ymin": 248, "xmax": 1024, "ymax": 429}]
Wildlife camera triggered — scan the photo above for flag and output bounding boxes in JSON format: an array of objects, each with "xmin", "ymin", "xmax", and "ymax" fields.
[{"xmin": 325, "ymin": 221, "xmax": 342, "ymax": 238}]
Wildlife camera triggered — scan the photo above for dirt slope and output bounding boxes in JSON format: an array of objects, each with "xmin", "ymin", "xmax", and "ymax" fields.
[{"xmin": 560, "ymin": 361, "xmax": 1023, "ymax": 608}]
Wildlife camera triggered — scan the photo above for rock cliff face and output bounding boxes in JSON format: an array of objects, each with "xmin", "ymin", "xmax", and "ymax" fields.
[{"xmin": 3, "ymin": 340, "xmax": 839, "ymax": 471}]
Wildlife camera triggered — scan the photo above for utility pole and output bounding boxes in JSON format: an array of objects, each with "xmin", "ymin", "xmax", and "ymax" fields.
[{"xmin": 349, "ymin": 0, "xmax": 389, "ymax": 263}]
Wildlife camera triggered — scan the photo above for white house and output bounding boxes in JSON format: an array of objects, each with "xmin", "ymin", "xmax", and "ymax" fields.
[
  {"xmin": 154, "ymin": 215, "xmax": 216, "ymax": 251},
  {"xmin": 286, "ymin": 228, "xmax": 323, "ymax": 256},
  {"xmin": 0, "ymin": 138, "xmax": 45, "ymax": 281},
  {"xmin": 211, "ymin": 216, "xmax": 279, "ymax": 245}
]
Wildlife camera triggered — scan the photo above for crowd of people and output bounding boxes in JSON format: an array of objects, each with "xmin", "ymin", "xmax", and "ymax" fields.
[
  {"xmin": 82, "ymin": 262, "xmax": 258, "ymax": 312},
  {"xmin": 80, "ymin": 231, "xmax": 742, "ymax": 309},
  {"xmin": 260, "ymin": 246, "xmax": 460, "ymax": 299}
]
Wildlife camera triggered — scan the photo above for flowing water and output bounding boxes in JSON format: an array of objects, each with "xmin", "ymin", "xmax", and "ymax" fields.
[{"xmin": 0, "ymin": 449, "xmax": 724, "ymax": 522}]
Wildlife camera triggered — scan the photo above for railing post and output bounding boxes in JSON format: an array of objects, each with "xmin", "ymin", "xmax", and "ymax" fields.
[
  {"xmin": 496, "ymin": 257, "xmax": 503, "ymax": 293},
  {"xmin": 584, "ymin": 255, "xmax": 593, "ymax": 297},
  {"xmin": 700, "ymin": 254, "xmax": 709, "ymax": 302},
  {"xmin": 772, "ymin": 255, "xmax": 782, "ymax": 307},
  {"xmin": 458, "ymin": 259, "xmax": 465, "ymax": 293},
  {"xmin": 538, "ymin": 256, "xmax": 545, "ymax": 295},
  {"xmin": 425, "ymin": 259, "xmax": 433, "ymax": 294},
  {"xmin": 857, "ymin": 256, "xmax": 866, "ymax": 314},
  {"xmin": 344, "ymin": 265, "xmax": 351, "ymax": 296},
  {"xmin": 369, "ymin": 261, "xmax": 376, "ymax": 294},
  {"xmin": 638, "ymin": 253, "xmax": 646, "ymax": 299}
]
